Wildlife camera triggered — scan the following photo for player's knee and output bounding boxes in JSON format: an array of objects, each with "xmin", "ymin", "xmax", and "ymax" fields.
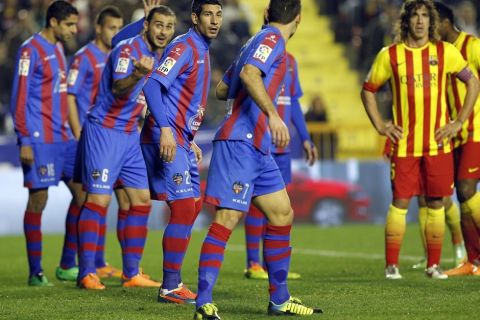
[
  {"xmin": 267, "ymin": 206, "xmax": 294, "ymax": 226},
  {"xmin": 27, "ymin": 189, "xmax": 48, "ymax": 212},
  {"xmin": 392, "ymin": 198, "xmax": 410, "ymax": 210},
  {"xmin": 457, "ymin": 182, "xmax": 476, "ymax": 203},
  {"xmin": 214, "ymin": 209, "xmax": 243, "ymax": 230},
  {"xmin": 86, "ymin": 193, "xmax": 111, "ymax": 208}
]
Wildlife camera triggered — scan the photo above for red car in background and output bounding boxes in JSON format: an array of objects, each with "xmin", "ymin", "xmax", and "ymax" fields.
[{"xmin": 200, "ymin": 173, "xmax": 370, "ymax": 226}]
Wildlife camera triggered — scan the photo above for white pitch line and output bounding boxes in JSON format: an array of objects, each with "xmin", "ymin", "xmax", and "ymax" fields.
[{"xmin": 227, "ymin": 244, "xmax": 454, "ymax": 263}]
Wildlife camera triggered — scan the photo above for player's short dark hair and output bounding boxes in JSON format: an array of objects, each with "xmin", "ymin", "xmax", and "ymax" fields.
[
  {"xmin": 434, "ymin": 1, "xmax": 455, "ymax": 25},
  {"xmin": 395, "ymin": 0, "xmax": 440, "ymax": 43},
  {"xmin": 146, "ymin": 5, "xmax": 176, "ymax": 23},
  {"xmin": 191, "ymin": 0, "xmax": 223, "ymax": 17},
  {"xmin": 45, "ymin": 0, "xmax": 79, "ymax": 27},
  {"xmin": 267, "ymin": 0, "xmax": 301, "ymax": 24},
  {"xmin": 96, "ymin": 6, "xmax": 123, "ymax": 26}
]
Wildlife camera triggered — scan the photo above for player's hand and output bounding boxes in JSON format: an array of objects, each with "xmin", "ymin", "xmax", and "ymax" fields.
[
  {"xmin": 379, "ymin": 121, "xmax": 403, "ymax": 143},
  {"xmin": 434, "ymin": 120, "xmax": 462, "ymax": 143},
  {"xmin": 160, "ymin": 127, "xmax": 176, "ymax": 162},
  {"xmin": 20, "ymin": 145, "xmax": 34, "ymax": 166},
  {"xmin": 132, "ymin": 56, "xmax": 154, "ymax": 78},
  {"xmin": 191, "ymin": 141, "xmax": 203, "ymax": 165},
  {"xmin": 303, "ymin": 140, "xmax": 318, "ymax": 166},
  {"xmin": 143, "ymin": 0, "xmax": 163, "ymax": 18},
  {"xmin": 269, "ymin": 114, "xmax": 290, "ymax": 148}
]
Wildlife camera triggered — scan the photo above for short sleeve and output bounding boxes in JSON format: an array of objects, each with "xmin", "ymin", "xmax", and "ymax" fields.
[
  {"xmin": 245, "ymin": 32, "xmax": 285, "ymax": 75},
  {"xmin": 112, "ymin": 44, "xmax": 138, "ymax": 82},
  {"xmin": 444, "ymin": 42, "xmax": 468, "ymax": 74},
  {"xmin": 67, "ymin": 54, "xmax": 89, "ymax": 95},
  {"xmin": 150, "ymin": 42, "xmax": 192, "ymax": 90},
  {"xmin": 363, "ymin": 47, "xmax": 392, "ymax": 93},
  {"xmin": 222, "ymin": 62, "xmax": 235, "ymax": 86}
]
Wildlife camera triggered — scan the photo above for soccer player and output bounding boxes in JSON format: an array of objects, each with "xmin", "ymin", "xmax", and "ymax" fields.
[
  {"xmin": 238, "ymin": 51, "xmax": 318, "ymax": 280},
  {"xmin": 434, "ymin": 1, "xmax": 480, "ymax": 276},
  {"xmin": 361, "ymin": 0, "xmax": 479, "ymax": 280},
  {"xmin": 75, "ymin": 6, "xmax": 176, "ymax": 290},
  {"xmin": 141, "ymin": 0, "xmax": 223, "ymax": 304},
  {"xmin": 56, "ymin": 6, "xmax": 125, "ymax": 282},
  {"xmin": 10, "ymin": 0, "xmax": 78, "ymax": 286},
  {"xmin": 193, "ymin": 0, "xmax": 322, "ymax": 318}
]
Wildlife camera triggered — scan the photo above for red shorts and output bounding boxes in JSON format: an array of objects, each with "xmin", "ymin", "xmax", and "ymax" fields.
[
  {"xmin": 454, "ymin": 141, "xmax": 480, "ymax": 180},
  {"xmin": 391, "ymin": 153, "xmax": 454, "ymax": 199}
]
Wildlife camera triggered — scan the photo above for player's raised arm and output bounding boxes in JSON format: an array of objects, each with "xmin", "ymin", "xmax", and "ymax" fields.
[{"xmin": 240, "ymin": 64, "xmax": 289, "ymax": 148}]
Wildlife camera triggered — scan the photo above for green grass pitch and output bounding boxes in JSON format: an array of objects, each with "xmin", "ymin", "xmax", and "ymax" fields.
[{"xmin": 0, "ymin": 224, "xmax": 479, "ymax": 319}]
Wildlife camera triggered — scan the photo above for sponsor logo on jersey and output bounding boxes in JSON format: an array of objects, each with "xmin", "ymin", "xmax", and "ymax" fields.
[
  {"xmin": 92, "ymin": 169, "xmax": 101, "ymax": 180},
  {"xmin": 468, "ymin": 167, "xmax": 479, "ymax": 173},
  {"xmin": 18, "ymin": 51, "xmax": 30, "ymax": 76},
  {"xmin": 173, "ymin": 173, "xmax": 183, "ymax": 185},
  {"xmin": 188, "ymin": 107, "xmax": 205, "ymax": 132},
  {"xmin": 232, "ymin": 181, "xmax": 244, "ymax": 194},
  {"xmin": 115, "ymin": 57, "xmax": 130, "ymax": 73},
  {"xmin": 67, "ymin": 69, "xmax": 79, "ymax": 86},
  {"xmin": 157, "ymin": 56, "xmax": 177, "ymax": 75},
  {"xmin": 253, "ymin": 44, "xmax": 273, "ymax": 64}
]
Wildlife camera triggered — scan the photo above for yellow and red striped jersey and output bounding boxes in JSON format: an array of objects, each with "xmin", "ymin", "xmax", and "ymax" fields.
[
  {"xmin": 447, "ymin": 32, "xmax": 480, "ymax": 147},
  {"xmin": 363, "ymin": 41, "xmax": 468, "ymax": 158}
]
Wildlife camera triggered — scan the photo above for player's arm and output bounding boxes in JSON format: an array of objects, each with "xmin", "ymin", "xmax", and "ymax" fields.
[
  {"xmin": 191, "ymin": 140, "xmax": 202, "ymax": 165},
  {"xmin": 435, "ymin": 67, "xmax": 480, "ymax": 142},
  {"xmin": 143, "ymin": 79, "xmax": 176, "ymax": 162},
  {"xmin": 112, "ymin": 56, "xmax": 154, "ymax": 97},
  {"xmin": 361, "ymin": 89, "xmax": 403, "ymax": 142},
  {"xmin": 216, "ymin": 80, "xmax": 229, "ymax": 101},
  {"xmin": 10, "ymin": 47, "xmax": 34, "ymax": 165},
  {"xmin": 67, "ymin": 95, "xmax": 82, "ymax": 139},
  {"xmin": 240, "ymin": 64, "xmax": 289, "ymax": 148},
  {"xmin": 291, "ymin": 98, "xmax": 317, "ymax": 166}
]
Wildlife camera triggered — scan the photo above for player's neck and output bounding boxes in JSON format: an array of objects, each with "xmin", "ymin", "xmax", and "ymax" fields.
[
  {"xmin": 94, "ymin": 38, "xmax": 110, "ymax": 53},
  {"xmin": 446, "ymin": 29, "xmax": 460, "ymax": 44},
  {"xmin": 39, "ymin": 28, "xmax": 57, "ymax": 44},
  {"xmin": 404, "ymin": 35, "xmax": 429, "ymax": 48},
  {"xmin": 268, "ymin": 22, "xmax": 292, "ymax": 42}
]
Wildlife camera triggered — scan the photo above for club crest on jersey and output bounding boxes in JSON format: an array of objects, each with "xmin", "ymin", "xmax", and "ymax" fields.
[
  {"xmin": 92, "ymin": 169, "xmax": 101, "ymax": 181},
  {"xmin": 429, "ymin": 56, "xmax": 438, "ymax": 66},
  {"xmin": 232, "ymin": 181, "xmax": 244, "ymax": 194},
  {"xmin": 173, "ymin": 173, "xmax": 183, "ymax": 185},
  {"xmin": 38, "ymin": 165, "xmax": 48, "ymax": 176},
  {"xmin": 253, "ymin": 44, "xmax": 273, "ymax": 63},
  {"xmin": 115, "ymin": 57, "xmax": 130, "ymax": 73},
  {"xmin": 158, "ymin": 57, "xmax": 177, "ymax": 75},
  {"xmin": 18, "ymin": 51, "xmax": 30, "ymax": 76},
  {"xmin": 188, "ymin": 107, "xmax": 205, "ymax": 132}
]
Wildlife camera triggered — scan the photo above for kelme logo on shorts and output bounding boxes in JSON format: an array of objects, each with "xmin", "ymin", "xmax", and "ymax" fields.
[
  {"xmin": 173, "ymin": 173, "xmax": 183, "ymax": 185},
  {"xmin": 232, "ymin": 181, "xmax": 244, "ymax": 194}
]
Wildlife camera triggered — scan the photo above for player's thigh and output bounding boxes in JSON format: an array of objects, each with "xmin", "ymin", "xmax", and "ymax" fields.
[
  {"xmin": 123, "ymin": 187, "xmax": 150, "ymax": 206},
  {"xmin": 390, "ymin": 155, "xmax": 422, "ymax": 200},
  {"xmin": 204, "ymin": 141, "xmax": 261, "ymax": 213},
  {"xmin": 422, "ymin": 153, "xmax": 454, "ymax": 198},
  {"xmin": 188, "ymin": 148, "xmax": 201, "ymax": 199},
  {"xmin": 114, "ymin": 187, "xmax": 131, "ymax": 211},
  {"xmin": 272, "ymin": 152, "xmax": 292, "ymax": 185},
  {"xmin": 60, "ymin": 139, "xmax": 77, "ymax": 183}
]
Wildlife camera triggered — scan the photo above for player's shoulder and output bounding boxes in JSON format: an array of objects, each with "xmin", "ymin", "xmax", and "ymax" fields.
[
  {"xmin": 255, "ymin": 28, "xmax": 283, "ymax": 47},
  {"xmin": 112, "ymin": 35, "xmax": 139, "ymax": 54},
  {"xmin": 18, "ymin": 35, "xmax": 38, "ymax": 54},
  {"xmin": 165, "ymin": 34, "xmax": 192, "ymax": 57}
]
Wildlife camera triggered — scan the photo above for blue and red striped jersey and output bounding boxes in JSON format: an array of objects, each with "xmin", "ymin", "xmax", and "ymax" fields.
[
  {"xmin": 272, "ymin": 52, "xmax": 304, "ymax": 154},
  {"xmin": 141, "ymin": 28, "xmax": 211, "ymax": 149},
  {"xmin": 87, "ymin": 35, "xmax": 155, "ymax": 133},
  {"xmin": 10, "ymin": 33, "xmax": 73, "ymax": 145},
  {"xmin": 215, "ymin": 25, "xmax": 287, "ymax": 154},
  {"xmin": 67, "ymin": 42, "xmax": 108, "ymax": 126}
]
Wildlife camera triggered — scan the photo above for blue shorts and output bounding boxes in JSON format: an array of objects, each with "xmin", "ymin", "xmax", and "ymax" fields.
[
  {"xmin": 62, "ymin": 139, "xmax": 77, "ymax": 182},
  {"xmin": 272, "ymin": 152, "xmax": 292, "ymax": 185},
  {"xmin": 205, "ymin": 141, "xmax": 285, "ymax": 212},
  {"xmin": 76, "ymin": 119, "xmax": 148, "ymax": 194},
  {"xmin": 22, "ymin": 141, "xmax": 76, "ymax": 189},
  {"xmin": 141, "ymin": 144, "xmax": 200, "ymax": 201}
]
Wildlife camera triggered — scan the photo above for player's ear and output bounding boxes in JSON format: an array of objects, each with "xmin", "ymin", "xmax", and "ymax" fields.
[
  {"xmin": 143, "ymin": 19, "xmax": 148, "ymax": 33},
  {"xmin": 191, "ymin": 12, "xmax": 199, "ymax": 26},
  {"xmin": 95, "ymin": 23, "xmax": 102, "ymax": 36},
  {"xmin": 50, "ymin": 17, "xmax": 58, "ymax": 28}
]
